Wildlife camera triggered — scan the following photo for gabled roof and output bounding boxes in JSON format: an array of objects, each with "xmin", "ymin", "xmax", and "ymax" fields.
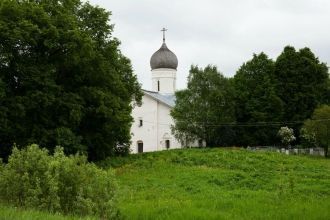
[{"xmin": 142, "ymin": 89, "xmax": 176, "ymax": 108}]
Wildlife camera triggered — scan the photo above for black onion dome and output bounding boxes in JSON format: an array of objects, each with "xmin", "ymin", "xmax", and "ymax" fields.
[{"xmin": 150, "ymin": 43, "xmax": 178, "ymax": 70}]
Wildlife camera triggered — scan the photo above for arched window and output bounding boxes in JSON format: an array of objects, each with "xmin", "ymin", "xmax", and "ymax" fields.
[{"xmin": 137, "ymin": 141, "xmax": 143, "ymax": 153}]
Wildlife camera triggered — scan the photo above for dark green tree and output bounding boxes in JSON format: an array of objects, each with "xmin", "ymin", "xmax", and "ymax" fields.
[
  {"xmin": 0, "ymin": 0, "xmax": 142, "ymax": 161},
  {"xmin": 326, "ymin": 77, "xmax": 330, "ymax": 104},
  {"xmin": 234, "ymin": 53, "xmax": 283, "ymax": 146},
  {"xmin": 274, "ymin": 46, "xmax": 328, "ymax": 130},
  {"xmin": 171, "ymin": 65, "xmax": 236, "ymax": 147}
]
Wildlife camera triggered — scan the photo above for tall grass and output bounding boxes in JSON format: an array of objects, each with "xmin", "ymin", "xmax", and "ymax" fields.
[{"xmin": 0, "ymin": 204, "xmax": 97, "ymax": 220}]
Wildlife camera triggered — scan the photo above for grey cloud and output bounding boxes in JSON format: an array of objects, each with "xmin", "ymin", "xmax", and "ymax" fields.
[{"xmin": 89, "ymin": 0, "xmax": 330, "ymax": 90}]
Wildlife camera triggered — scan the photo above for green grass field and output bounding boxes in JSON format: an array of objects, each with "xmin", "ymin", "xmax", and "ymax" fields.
[
  {"xmin": 102, "ymin": 148, "xmax": 330, "ymax": 220},
  {"xmin": 1, "ymin": 148, "xmax": 330, "ymax": 219},
  {"xmin": 0, "ymin": 205, "xmax": 97, "ymax": 220}
]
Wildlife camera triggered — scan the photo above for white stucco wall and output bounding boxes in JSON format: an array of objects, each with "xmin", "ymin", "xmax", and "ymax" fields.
[
  {"xmin": 130, "ymin": 94, "xmax": 182, "ymax": 153},
  {"xmin": 156, "ymin": 100, "xmax": 182, "ymax": 151},
  {"xmin": 152, "ymin": 68, "xmax": 176, "ymax": 94}
]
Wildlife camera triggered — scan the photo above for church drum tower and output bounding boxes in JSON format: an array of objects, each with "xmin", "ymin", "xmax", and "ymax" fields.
[{"xmin": 150, "ymin": 28, "xmax": 178, "ymax": 94}]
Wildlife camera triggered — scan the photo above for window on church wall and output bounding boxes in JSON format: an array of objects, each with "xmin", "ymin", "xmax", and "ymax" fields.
[
  {"xmin": 157, "ymin": 80, "xmax": 160, "ymax": 92},
  {"xmin": 138, "ymin": 117, "xmax": 143, "ymax": 127}
]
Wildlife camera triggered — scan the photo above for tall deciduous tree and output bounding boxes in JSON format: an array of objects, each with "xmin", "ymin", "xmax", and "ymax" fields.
[
  {"xmin": 171, "ymin": 65, "xmax": 236, "ymax": 147},
  {"xmin": 0, "ymin": 0, "xmax": 142, "ymax": 161},
  {"xmin": 274, "ymin": 46, "xmax": 328, "ymax": 124},
  {"xmin": 234, "ymin": 53, "xmax": 283, "ymax": 146}
]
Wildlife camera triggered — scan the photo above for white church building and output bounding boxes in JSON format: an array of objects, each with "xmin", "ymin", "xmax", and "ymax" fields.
[{"xmin": 130, "ymin": 30, "xmax": 183, "ymax": 153}]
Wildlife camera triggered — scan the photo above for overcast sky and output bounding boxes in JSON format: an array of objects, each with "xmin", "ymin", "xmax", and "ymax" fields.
[{"xmin": 89, "ymin": 0, "xmax": 330, "ymax": 90}]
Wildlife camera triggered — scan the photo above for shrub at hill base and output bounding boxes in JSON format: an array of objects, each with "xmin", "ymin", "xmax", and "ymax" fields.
[{"xmin": 0, "ymin": 144, "xmax": 119, "ymax": 219}]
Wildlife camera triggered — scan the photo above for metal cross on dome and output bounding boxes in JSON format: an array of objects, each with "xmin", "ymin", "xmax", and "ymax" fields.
[{"xmin": 161, "ymin": 28, "xmax": 168, "ymax": 43}]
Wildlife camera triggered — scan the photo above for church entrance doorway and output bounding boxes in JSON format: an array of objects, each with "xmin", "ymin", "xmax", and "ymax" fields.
[
  {"xmin": 165, "ymin": 140, "xmax": 170, "ymax": 149},
  {"xmin": 137, "ymin": 141, "xmax": 143, "ymax": 153}
]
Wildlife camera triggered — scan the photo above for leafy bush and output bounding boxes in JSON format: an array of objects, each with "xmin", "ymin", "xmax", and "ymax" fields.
[
  {"xmin": 277, "ymin": 126, "xmax": 296, "ymax": 148},
  {"xmin": 0, "ymin": 144, "xmax": 119, "ymax": 219},
  {"xmin": 300, "ymin": 105, "xmax": 330, "ymax": 157}
]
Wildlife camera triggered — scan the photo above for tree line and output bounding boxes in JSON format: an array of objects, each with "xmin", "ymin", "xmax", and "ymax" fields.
[
  {"xmin": 0, "ymin": 1, "xmax": 329, "ymax": 162},
  {"xmin": 171, "ymin": 47, "xmax": 329, "ymax": 154}
]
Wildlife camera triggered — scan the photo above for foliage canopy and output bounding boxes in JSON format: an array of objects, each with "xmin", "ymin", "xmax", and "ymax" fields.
[
  {"xmin": 234, "ymin": 53, "xmax": 283, "ymax": 146},
  {"xmin": 171, "ymin": 65, "xmax": 236, "ymax": 146},
  {"xmin": 0, "ymin": 0, "xmax": 142, "ymax": 160},
  {"xmin": 274, "ymin": 46, "xmax": 329, "ymax": 135},
  {"xmin": 172, "ymin": 47, "xmax": 328, "ymax": 147}
]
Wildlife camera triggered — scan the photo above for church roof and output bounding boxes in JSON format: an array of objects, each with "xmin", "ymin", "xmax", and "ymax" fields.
[
  {"xmin": 143, "ymin": 89, "xmax": 176, "ymax": 107},
  {"xmin": 150, "ymin": 43, "xmax": 178, "ymax": 70}
]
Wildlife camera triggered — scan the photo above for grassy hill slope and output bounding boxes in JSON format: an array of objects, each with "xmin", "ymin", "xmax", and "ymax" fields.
[{"xmin": 101, "ymin": 148, "xmax": 330, "ymax": 220}]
